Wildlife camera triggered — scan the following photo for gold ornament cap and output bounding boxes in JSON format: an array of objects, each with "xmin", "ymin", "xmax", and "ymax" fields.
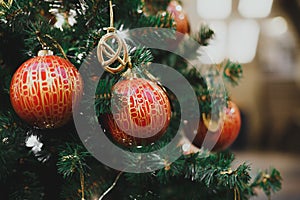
[{"xmin": 38, "ymin": 49, "xmax": 54, "ymax": 56}]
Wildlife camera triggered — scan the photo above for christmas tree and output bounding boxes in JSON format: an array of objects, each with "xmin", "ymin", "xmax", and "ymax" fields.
[{"xmin": 0, "ymin": 0, "xmax": 282, "ymax": 199}]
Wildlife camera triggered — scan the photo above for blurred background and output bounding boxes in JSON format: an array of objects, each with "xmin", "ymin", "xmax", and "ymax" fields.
[{"xmin": 182, "ymin": 0, "xmax": 300, "ymax": 199}]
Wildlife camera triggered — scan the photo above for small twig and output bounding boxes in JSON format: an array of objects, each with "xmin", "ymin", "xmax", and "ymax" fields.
[
  {"xmin": 44, "ymin": 34, "xmax": 68, "ymax": 60},
  {"xmin": 35, "ymin": 32, "xmax": 68, "ymax": 60},
  {"xmin": 36, "ymin": 31, "xmax": 48, "ymax": 49},
  {"xmin": 109, "ymin": 0, "xmax": 114, "ymax": 29},
  {"xmin": 79, "ymin": 168, "xmax": 85, "ymax": 200},
  {"xmin": 99, "ymin": 171, "xmax": 123, "ymax": 200},
  {"xmin": 234, "ymin": 187, "xmax": 241, "ymax": 200}
]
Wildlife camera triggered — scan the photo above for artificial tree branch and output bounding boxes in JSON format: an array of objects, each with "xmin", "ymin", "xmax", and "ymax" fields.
[
  {"xmin": 99, "ymin": 171, "xmax": 123, "ymax": 200},
  {"xmin": 80, "ymin": 165, "xmax": 85, "ymax": 200}
]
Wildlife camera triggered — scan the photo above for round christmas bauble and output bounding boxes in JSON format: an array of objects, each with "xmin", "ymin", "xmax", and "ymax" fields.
[
  {"xmin": 10, "ymin": 50, "xmax": 83, "ymax": 129},
  {"xmin": 213, "ymin": 101, "xmax": 241, "ymax": 151},
  {"xmin": 167, "ymin": 0, "xmax": 190, "ymax": 35},
  {"xmin": 185, "ymin": 101, "xmax": 241, "ymax": 151},
  {"xmin": 100, "ymin": 77, "xmax": 171, "ymax": 147}
]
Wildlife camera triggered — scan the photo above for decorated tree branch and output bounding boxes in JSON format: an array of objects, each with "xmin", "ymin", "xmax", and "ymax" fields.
[{"xmin": 0, "ymin": 0, "xmax": 281, "ymax": 199}]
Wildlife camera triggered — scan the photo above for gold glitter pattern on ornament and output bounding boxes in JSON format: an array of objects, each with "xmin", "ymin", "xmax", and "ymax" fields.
[
  {"xmin": 101, "ymin": 78, "xmax": 171, "ymax": 146},
  {"xmin": 10, "ymin": 55, "xmax": 83, "ymax": 129}
]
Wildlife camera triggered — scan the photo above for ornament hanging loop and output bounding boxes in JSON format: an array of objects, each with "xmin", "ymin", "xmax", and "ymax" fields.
[
  {"xmin": 0, "ymin": 0, "xmax": 13, "ymax": 9},
  {"xmin": 97, "ymin": 33, "xmax": 129, "ymax": 74},
  {"xmin": 105, "ymin": 0, "xmax": 115, "ymax": 33},
  {"xmin": 97, "ymin": 0, "xmax": 131, "ymax": 74}
]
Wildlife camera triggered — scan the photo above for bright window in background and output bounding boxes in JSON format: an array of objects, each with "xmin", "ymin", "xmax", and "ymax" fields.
[
  {"xmin": 197, "ymin": 0, "xmax": 232, "ymax": 19},
  {"xmin": 238, "ymin": 0, "xmax": 273, "ymax": 18},
  {"xmin": 200, "ymin": 21, "xmax": 227, "ymax": 64},
  {"xmin": 262, "ymin": 16, "xmax": 288, "ymax": 37},
  {"xmin": 228, "ymin": 19, "xmax": 260, "ymax": 63}
]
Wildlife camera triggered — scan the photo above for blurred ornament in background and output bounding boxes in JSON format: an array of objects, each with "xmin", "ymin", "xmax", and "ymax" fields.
[
  {"xmin": 167, "ymin": 0, "xmax": 190, "ymax": 34},
  {"xmin": 211, "ymin": 101, "xmax": 241, "ymax": 151},
  {"xmin": 185, "ymin": 101, "xmax": 241, "ymax": 151}
]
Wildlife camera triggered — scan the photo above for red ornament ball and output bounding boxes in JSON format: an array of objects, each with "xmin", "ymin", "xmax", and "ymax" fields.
[
  {"xmin": 167, "ymin": 0, "xmax": 190, "ymax": 34},
  {"xmin": 99, "ymin": 78, "xmax": 171, "ymax": 147},
  {"xmin": 10, "ymin": 50, "xmax": 83, "ymax": 129},
  {"xmin": 214, "ymin": 101, "xmax": 241, "ymax": 151},
  {"xmin": 185, "ymin": 101, "xmax": 241, "ymax": 151}
]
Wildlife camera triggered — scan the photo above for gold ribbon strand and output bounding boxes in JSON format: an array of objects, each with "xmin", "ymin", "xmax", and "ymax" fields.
[
  {"xmin": 97, "ymin": 0, "xmax": 131, "ymax": 74},
  {"xmin": 0, "ymin": 0, "xmax": 13, "ymax": 9},
  {"xmin": 35, "ymin": 31, "xmax": 68, "ymax": 60}
]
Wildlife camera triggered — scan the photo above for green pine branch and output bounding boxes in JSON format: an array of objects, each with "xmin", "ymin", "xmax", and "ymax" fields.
[
  {"xmin": 57, "ymin": 143, "xmax": 90, "ymax": 179},
  {"xmin": 0, "ymin": 0, "xmax": 282, "ymax": 199},
  {"xmin": 251, "ymin": 168, "xmax": 282, "ymax": 198},
  {"xmin": 194, "ymin": 25, "xmax": 215, "ymax": 46},
  {"xmin": 111, "ymin": 150, "xmax": 282, "ymax": 200},
  {"xmin": 222, "ymin": 60, "xmax": 243, "ymax": 86}
]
